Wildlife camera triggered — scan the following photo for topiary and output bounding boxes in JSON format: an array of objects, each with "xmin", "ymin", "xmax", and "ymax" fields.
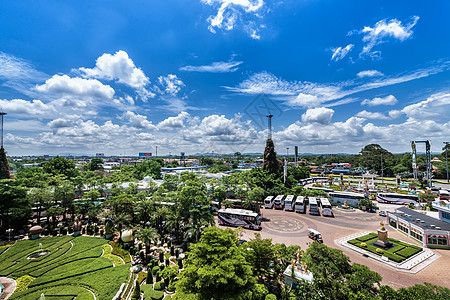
[
  {"xmin": 360, "ymin": 242, "xmax": 367, "ymax": 247},
  {"xmin": 154, "ymin": 281, "xmax": 165, "ymax": 291},
  {"xmin": 376, "ymin": 248, "xmax": 384, "ymax": 254},
  {"xmin": 265, "ymin": 294, "xmax": 277, "ymax": 300},
  {"xmin": 152, "ymin": 266, "xmax": 160, "ymax": 275},
  {"xmin": 146, "ymin": 270, "xmax": 153, "ymax": 284},
  {"xmin": 165, "ymin": 258, "xmax": 169, "ymax": 266},
  {"xmin": 131, "ymin": 282, "xmax": 141, "ymax": 300},
  {"xmin": 175, "ymin": 248, "xmax": 179, "ymax": 258},
  {"xmin": 159, "ymin": 264, "xmax": 165, "ymax": 272},
  {"xmin": 177, "ymin": 258, "xmax": 183, "ymax": 269},
  {"xmin": 170, "ymin": 246, "xmax": 174, "ymax": 256},
  {"xmin": 149, "ymin": 290, "xmax": 164, "ymax": 300},
  {"xmin": 159, "ymin": 251, "xmax": 164, "ymax": 262},
  {"xmin": 156, "ymin": 272, "xmax": 161, "ymax": 282}
]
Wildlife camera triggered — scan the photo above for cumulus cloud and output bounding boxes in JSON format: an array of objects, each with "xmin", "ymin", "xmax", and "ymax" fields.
[
  {"xmin": 79, "ymin": 50, "xmax": 149, "ymax": 89},
  {"xmin": 180, "ymin": 60, "xmax": 243, "ymax": 73},
  {"xmin": 301, "ymin": 107, "xmax": 334, "ymax": 124},
  {"xmin": 355, "ymin": 110, "xmax": 389, "ymax": 120},
  {"xmin": 357, "ymin": 70, "xmax": 384, "ymax": 78},
  {"xmin": 388, "ymin": 110, "xmax": 403, "ymax": 119},
  {"xmin": 157, "ymin": 74, "xmax": 185, "ymax": 96},
  {"xmin": 331, "ymin": 44, "xmax": 354, "ymax": 61},
  {"xmin": 361, "ymin": 95, "xmax": 398, "ymax": 106},
  {"xmin": 35, "ymin": 75, "xmax": 115, "ymax": 100},
  {"xmin": 289, "ymin": 93, "xmax": 321, "ymax": 107},
  {"xmin": 201, "ymin": 0, "xmax": 265, "ymax": 39},
  {"xmin": 122, "ymin": 111, "xmax": 156, "ymax": 129},
  {"xmin": 401, "ymin": 92, "xmax": 450, "ymax": 121},
  {"xmin": 157, "ymin": 112, "xmax": 191, "ymax": 129},
  {"xmin": 359, "ymin": 16, "xmax": 419, "ymax": 57},
  {"xmin": 0, "ymin": 99, "xmax": 54, "ymax": 115}
]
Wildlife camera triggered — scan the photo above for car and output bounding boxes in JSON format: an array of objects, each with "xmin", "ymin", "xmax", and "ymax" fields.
[{"xmin": 378, "ymin": 210, "xmax": 387, "ymax": 217}]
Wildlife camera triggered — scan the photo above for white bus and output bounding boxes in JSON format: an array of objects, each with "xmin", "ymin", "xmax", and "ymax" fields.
[
  {"xmin": 218, "ymin": 208, "xmax": 262, "ymax": 230},
  {"xmin": 295, "ymin": 196, "xmax": 306, "ymax": 213},
  {"xmin": 328, "ymin": 191, "xmax": 365, "ymax": 206},
  {"xmin": 309, "ymin": 197, "xmax": 320, "ymax": 215},
  {"xmin": 376, "ymin": 192, "xmax": 419, "ymax": 205},
  {"xmin": 320, "ymin": 198, "xmax": 333, "ymax": 217},
  {"xmin": 284, "ymin": 195, "xmax": 295, "ymax": 211},
  {"xmin": 439, "ymin": 190, "xmax": 450, "ymax": 201},
  {"xmin": 274, "ymin": 195, "xmax": 285, "ymax": 210},
  {"xmin": 264, "ymin": 196, "xmax": 275, "ymax": 209}
]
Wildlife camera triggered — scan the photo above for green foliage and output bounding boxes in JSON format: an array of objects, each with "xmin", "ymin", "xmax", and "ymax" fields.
[
  {"xmin": 42, "ymin": 156, "xmax": 80, "ymax": 180},
  {"xmin": 154, "ymin": 281, "xmax": 165, "ymax": 291},
  {"xmin": 152, "ymin": 265, "xmax": 160, "ymax": 275},
  {"xmin": 242, "ymin": 233, "xmax": 276, "ymax": 279},
  {"xmin": 262, "ymin": 139, "xmax": 280, "ymax": 175},
  {"xmin": 265, "ymin": 294, "xmax": 277, "ymax": 300},
  {"xmin": 142, "ymin": 284, "xmax": 165, "ymax": 300},
  {"xmin": 84, "ymin": 158, "xmax": 104, "ymax": 171},
  {"xmin": 0, "ymin": 179, "xmax": 31, "ymax": 231},
  {"xmin": 131, "ymin": 281, "xmax": 141, "ymax": 300},
  {"xmin": 109, "ymin": 241, "xmax": 132, "ymax": 263},
  {"xmin": 176, "ymin": 227, "xmax": 256, "ymax": 300},
  {"xmin": 0, "ymin": 146, "xmax": 10, "ymax": 179},
  {"xmin": 15, "ymin": 275, "xmax": 35, "ymax": 292}
]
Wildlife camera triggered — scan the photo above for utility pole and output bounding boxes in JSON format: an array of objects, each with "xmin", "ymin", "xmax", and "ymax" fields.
[
  {"xmin": 381, "ymin": 152, "xmax": 383, "ymax": 184},
  {"xmin": 266, "ymin": 114, "xmax": 273, "ymax": 140},
  {"xmin": 155, "ymin": 146, "xmax": 158, "ymax": 157},
  {"xmin": 445, "ymin": 142, "xmax": 449, "ymax": 183},
  {"xmin": 286, "ymin": 147, "xmax": 289, "ymax": 158}
]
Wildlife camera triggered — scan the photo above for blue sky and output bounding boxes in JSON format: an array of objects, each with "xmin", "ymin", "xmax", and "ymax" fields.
[{"xmin": 0, "ymin": 0, "xmax": 449, "ymax": 156}]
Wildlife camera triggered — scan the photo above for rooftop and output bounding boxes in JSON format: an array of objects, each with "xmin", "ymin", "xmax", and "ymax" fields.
[{"xmin": 390, "ymin": 207, "xmax": 450, "ymax": 232}]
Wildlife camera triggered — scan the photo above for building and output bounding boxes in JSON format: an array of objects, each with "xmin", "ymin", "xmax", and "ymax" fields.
[
  {"xmin": 387, "ymin": 206, "xmax": 450, "ymax": 249},
  {"xmin": 432, "ymin": 200, "xmax": 450, "ymax": 223}
]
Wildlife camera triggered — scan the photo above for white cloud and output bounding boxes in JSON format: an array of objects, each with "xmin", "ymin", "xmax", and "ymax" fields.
[
  {"xmin": 388, "ymin": 110, "xmax": 403, "ymax": 119},
  {"xmin": 157, "ymin": 112, "xmax": 191, "ymax": 129},
  {"xmin": 0, "ymin": 99, "xmax": 54, "ymax": 115},
  {"xmin": 0, "ymin": 52, "xmax": 47, "ymax": 82},
  {"xmin": 359, "ymin": 16, "xmax": 419, "ymax": 57},
  {"xmin": 289, "ymin": 94, "xmax": 320, "ymax": 108},
  {"xmin": 357, "ymin": 70, "xmax": 384, "ymax": 78},
  {"xmin": 225, "ymin": 71, "xmax": 301, "ymax": 95},
  {"xmin": 331, "ymin": 44, "xmax": 354, "ymax": 61},
  {"xmin": 355, "ymin": 110, "xmax": 389, "ymax": 120},
  {"xmin": 35, "ymin": 74, "xmax": 115, "ymax": 100},
  {"xmin": 401, "ymin": 92, "xmax": 450, "ymax": 121},
  {"xmin": 79, "ymin": 50, "xmax": 149, "ymax": 89},
  {"xmin": 201, "ymin": 0, "xmax": 265, "ymax": 39},
  {"xmin": 361, "ymin": 95, "xmax": 398, "ymax": 106},
  {"xmin": 180, "ymin": 60, "xmax": 243, "ymax": 73},
  {"xmin": 122, "ymin": 111, "xmax": 156, "ymax": 129},
  {"xmin": 157, "ymin": 74, "xmax": 185, "ymax": 96},
  {"xmin": 301, "ymin": 107, "xmax": 334, "ymax": 124}
]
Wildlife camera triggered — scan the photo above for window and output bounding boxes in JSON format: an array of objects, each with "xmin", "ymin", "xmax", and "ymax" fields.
[
  {"xmin": 398, "ymin": 222, "xmax": 408, "ymax": 233},
  {"xmin": 410, "ymin": 227, "xmax": 422, "ymax": 241},
  {"xmin": 442, "ymin": 212, "xmax": 450, "ymax": 221},
  {"xmin": 389, "ymin": 218, "xmax": 397, "ymax": 228},
  {"xmin": 427, "ymin": 235, "xmax": 448, "ymax": 246}
]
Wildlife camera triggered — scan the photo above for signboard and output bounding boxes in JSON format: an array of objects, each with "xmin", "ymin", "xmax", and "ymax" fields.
[{"xmin": 139, "ymin": 153, "xmax": 152, "ymax": 157}]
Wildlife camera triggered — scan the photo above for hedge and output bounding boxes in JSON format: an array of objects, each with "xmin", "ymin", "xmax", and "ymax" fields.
[
  {"xmin": 356, "ymin": 233, "xmax": 378, "ymax": 242},
  {"xmin": 396, "ymin": 246, "xmax": 422, "ymax": 258},
  {"xmin": 154, "ymin": 281, "xmax": 165, "ymax": 291},
  {"xmin": 142, "ymin": 284, "xmax": 164, "ymax": 300},
  {"xmin": 266, "ymin": 294, "xmax": 277, "ymax": 300}
]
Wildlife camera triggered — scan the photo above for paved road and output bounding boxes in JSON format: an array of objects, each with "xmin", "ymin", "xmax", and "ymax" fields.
[{"xmin": 224, "ymin": 207, "xmax": 450, "ymax": 290}]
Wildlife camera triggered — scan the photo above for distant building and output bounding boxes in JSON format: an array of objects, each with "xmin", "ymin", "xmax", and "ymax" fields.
[{"xmin": 96, "ymin": 153, "xmax": 105, "ymax": 158}]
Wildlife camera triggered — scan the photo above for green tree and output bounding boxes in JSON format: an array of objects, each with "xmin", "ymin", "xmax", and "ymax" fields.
[
  {"xmin": 176, "ymin": 227, "xmax": 256, "ymax": 300},
  {"xmin": 43, "ymin": 156, "xmax": 80, "ymax": 179},
  {"xmin": 242, "ymin": 233, "xmax": 276, "ymax": 281},
  {"xmin": 84, "ymin": 158, "xmax": 104, "ymax": 171},
  {"xmin": 359, "ymin": 144, "xmax": 393, "ymax": 174},
  {"xmin": 28, "ymin": 187, "xmax": 53, "ymax": 225},
  {"xmin": 0, "ymin": 147, "xmax": 11, "ymax": 179},
  {"xmin": 262, "ymin": 139, "xmax": 280, "ymax": 174},
  {"xmin": 135, "ymin": 226, "xmax": 160, "ymax": 262},
  {"xmin": 0, "ymin": 179, "xmax": 31, "ymax": 231}
]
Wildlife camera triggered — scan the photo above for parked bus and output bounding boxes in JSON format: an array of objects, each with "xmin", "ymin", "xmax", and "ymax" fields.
[
  {"xmin": 376, "ymin": 192, "xmax": 419, "ymax": 205},
  {"xmin": 227, "ymin": 199, "xmax": 243, "ymax": 208},
  {"xmin": 309, "ymin": 197, "xmax": 320, "ymax": 215},
  {"xmin": 295, "ymin": 196, "xmax": 306, "ymax": 213},
  {"xmin": 264, "ymin": 196, "xmax": 275, "ymax": 209},
  {"xmin": 218, "ymin": 208, "xmax": 262, "ymax": 230},
  {"xmin": 320, "ymin": 198, "xmax": 333, "ymax": 217},
  {"xmin": 328, "ymin": 191, "xmax": 365, "ymax": 206},
  {"xmin": 439, "ymin": 190, "xmax": 450, "ymax": 201},
  {"xmin": 210, "ymin": 201, "xmax": 220, "ymax": 213},
  {"xmin": 284, "ymin": 195, "xmax": 295, "ymax": 211},
  {"xmin": 274, "ymin": 195, "xmax": 285, "ymax": 210}
]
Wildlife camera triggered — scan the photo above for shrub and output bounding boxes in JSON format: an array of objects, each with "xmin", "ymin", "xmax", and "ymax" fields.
[
  {"xmin": 396, "ymin": 246, "xmax": 422, "ymax": 258},
  {"xmin": 146, "ymin": 270, "xmax": 153, "ymax": 284},
  {"xmin": 15, "ymin": 275, "xmax": 35, "ymax": 292},
  {"xmin": 165, "ymin": 258, "xmax": 169, "ymax": 266},
  {"xmin": 376, "ymin": 248, "xmax": 384, "ymax": 254},
  {"xmin": 131, "ymin": 281, "xmax": 141, "ymax": 300},
  {"xmin": 167, "ymin": 281, "xmax": 176, "ymax": 292},
  {"xmin": 175, "ymin": 248, "xmax": 179, "ymax": 258},
  {"xmin": 159, "ymin": 251, "xmax": 164, "ymax": 262},
  {"xmin": 151, "ymin": 290, "xmax": 164, "ymax": 300},
  {"xmin": 170, "ymin": 246, "xmax": 174, "ymax": 256},
  {"xmin": 152, "ymin": 266, "xmax": 160, "ymax": 275},
  {"xmin": 382, "ymin": 252, "xmax": 404, "ymax": 263},
  {"xmin": 266, "ymin": 294, "xmax": 277, "ymax": 300},
  {"xmin": 177, "ymin": 258, "xmax": 183, "ymax": 269},
  {"xmin": 360, "ymin": 242, "xmax": 367, "ymax": 247},
  {"xmin": 154, "ymin": 281, "xmax": 165, "ymax": 291},
  {"xmin": 156, "ymin": 272, "xmax": 161, "ymax": 282},
  {"xmin": 168, "ymin": 240, "xmax": 172, "ymax": 248}
]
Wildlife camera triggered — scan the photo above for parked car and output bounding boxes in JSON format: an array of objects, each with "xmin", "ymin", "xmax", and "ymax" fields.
[
  {"xmin": 378, "ymin": 210, "xmax": 387, "ymax": 217},
  {"xmin": 307, "ymin": 228, "xmax": 323, "ymax": 243}
]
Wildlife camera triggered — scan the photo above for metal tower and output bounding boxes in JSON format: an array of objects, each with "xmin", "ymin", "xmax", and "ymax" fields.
[
  {"xmin": 266, "ymin": 114, "xmax": 273, "ymax": 140},
  {"xmin": 0, "ymin": 110, "xmax": 6, "ymax": 148},
  {"xmin": 411, "ymin": 140, "xmax": 432, "ymax": 187}
]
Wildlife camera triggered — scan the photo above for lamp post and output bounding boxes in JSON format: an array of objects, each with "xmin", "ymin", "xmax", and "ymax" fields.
[
  {"xmin": 286, "ymin": 147, "xmax": 289, "ymax": 159},
  {"xmin": 445, "ymin": 142, "xmax": 449, "ymax": 183}
]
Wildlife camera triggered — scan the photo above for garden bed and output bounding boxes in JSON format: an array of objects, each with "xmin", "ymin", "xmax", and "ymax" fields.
[{"xmin": 347, "ymin": 233, "xmax": 423, "ymax": 263}]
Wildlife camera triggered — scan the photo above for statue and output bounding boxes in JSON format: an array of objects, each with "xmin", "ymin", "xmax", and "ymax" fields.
[
  {"xmin": 379, "ymin": 221, "xmax": 385, "ymax": 231},
  {"xmin": 374, "ymin": 220, "xmax": 392, "ymax": 249},
  {"xmin": 344, "ymin": 200, "xmax": 348, "ymax": 207}
]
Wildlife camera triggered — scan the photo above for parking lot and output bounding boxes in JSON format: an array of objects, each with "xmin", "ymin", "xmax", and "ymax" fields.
[{"xmin": 230, "ymin": 205, "xmax": 450, "ymax": 290}]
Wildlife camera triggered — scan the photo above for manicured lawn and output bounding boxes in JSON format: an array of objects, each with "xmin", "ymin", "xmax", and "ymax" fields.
[
  {"xmin": 0, "ymin": 236, "xmax": 130, "ymax": 300},
  {"xmin": 348, "ymin": 233, "xmax": 423, "ymax": 263}
]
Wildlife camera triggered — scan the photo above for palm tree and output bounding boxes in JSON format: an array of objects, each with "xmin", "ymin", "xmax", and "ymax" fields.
[
  {"xmin": 154, "ymin": 205, "xmax": 168, "ymax": 234},
  {"xmin": 135, "ymin": 226, "xmax": 159, "ymax": 262},
  {"xmin": 115, "ymin": 213, "xmax": 132, "ymax": 241},
  {"xmin": 166, "ymin": 208, "xmax": 183, "ymax": 242},
  {"xmin": 136, "ymin": 198, "xmax": 154, "ymax": 226}
]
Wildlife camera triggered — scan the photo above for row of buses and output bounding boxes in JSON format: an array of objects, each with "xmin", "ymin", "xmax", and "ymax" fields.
[{"xmin": 264, "ymin": 195, "xmax": 334, "ymax": 217}]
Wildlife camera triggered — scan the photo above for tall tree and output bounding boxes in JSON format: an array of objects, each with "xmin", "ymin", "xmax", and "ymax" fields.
[
  {"xmin": 135, "ymin": 226, "xmax": 159, "ymax": 262},
  {"xmin": 0, "ymin": 147, "xmax": 10, "ymax": 179},
  {"xmin": 262, "ymin": 139, "xmax": 280, "ymax": 174},
  {"xmin": 359, "ymin": 144, "xmax": 393, "ymax": 174},
  {"xmin": 43, "ymin": 156, "xmax": 80, "ymax": 180},
  {"xmin": 176, "ymin": 227, "xmax": 256, "ymax": 300},
  {"xmin": 0, "ymin": 179, "xmax": 31, "ymax": 231}
]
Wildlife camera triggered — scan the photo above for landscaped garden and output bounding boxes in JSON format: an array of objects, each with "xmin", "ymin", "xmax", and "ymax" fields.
[
  {"xmin": 0, "ymin": 236, "xmax": 129, "ymax": 299},
  {"xmin": 347, "ymin": 233, "xmax": 423, "ymax": 263}
]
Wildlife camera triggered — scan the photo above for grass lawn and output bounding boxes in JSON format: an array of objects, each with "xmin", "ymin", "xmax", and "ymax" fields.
[
  {"xmin": 347, "ymin": 233, "xmax": 423, "ymax": 263},
  {"xmin": 0, "ymin": 236, "xmax": 129, "ymax": 300}
]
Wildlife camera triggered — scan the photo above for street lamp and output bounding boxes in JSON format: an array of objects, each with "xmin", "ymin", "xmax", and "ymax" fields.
[
  {"xmin": 286, "ymin": 147, "xmax": 289, "ymax": 158},
  {"xmin": 444, "ymin": 142, "xmax": 449, "ymax": 183}
]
